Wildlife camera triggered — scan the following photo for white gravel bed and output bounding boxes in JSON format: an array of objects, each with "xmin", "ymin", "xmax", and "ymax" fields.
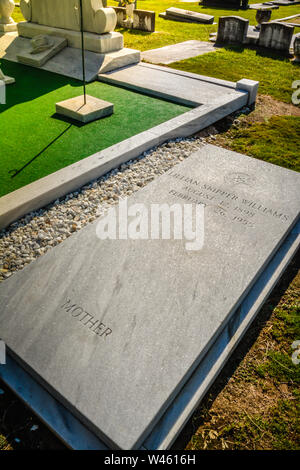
[{"xmin": 0, "ymin": 136, "xmax": 207, "ymax": 282}]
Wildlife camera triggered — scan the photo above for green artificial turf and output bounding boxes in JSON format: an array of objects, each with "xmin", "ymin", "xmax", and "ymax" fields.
[{"xmin": 0, "ymin": 60, "xmax": 189, "ymax": 197}]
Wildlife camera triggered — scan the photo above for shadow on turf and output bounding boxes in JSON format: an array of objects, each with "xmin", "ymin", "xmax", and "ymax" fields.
[
  {"xmin": 221, "ymin": 44, "xmax": 294, "ymax": 61},
  {"xmin": 9, "ymin": 124, "xmax": 73, "ymax": 179}
]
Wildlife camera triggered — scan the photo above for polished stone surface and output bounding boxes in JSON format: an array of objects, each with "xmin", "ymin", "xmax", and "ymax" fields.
[
  {"xmin": 55, "ymin": 95, "xmax": 114, "ymax": 123},
  {"xmin": 0, "ymin": 145, "xmax": 299, "ymax": 449},
  {"xmin": 2, "ymin": 220, "xmax": 299, "ymax": 450},
  {"xmin": 141, "ymin": 40, "xmax": 219, "ymax": 65}
]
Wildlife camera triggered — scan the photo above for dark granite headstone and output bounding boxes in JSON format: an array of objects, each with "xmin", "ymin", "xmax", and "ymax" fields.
[
  {"xmin": 259, "ymin": 21, "xmax": 294, "ymax": 53},
  {"xmin": 217, "ymin": 15, "xmax": 249, "ymax": 44}
]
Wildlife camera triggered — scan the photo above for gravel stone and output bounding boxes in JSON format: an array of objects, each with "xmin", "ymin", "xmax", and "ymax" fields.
[{"xmin": 0, "ymin": 137, "xmax": 206, "ymax": 282}]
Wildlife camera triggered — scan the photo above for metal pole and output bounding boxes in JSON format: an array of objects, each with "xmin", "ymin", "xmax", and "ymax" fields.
[{"xmin": 79, "ymin": 0, "xmax": 87, "ymax": 105}]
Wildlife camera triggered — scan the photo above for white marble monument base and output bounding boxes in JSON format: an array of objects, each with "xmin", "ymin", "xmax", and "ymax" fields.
[
  {"xmin": 17, "ymin": 21, "xmax": 123, "ymax": 54},
  {"xmin": 17, "ymin": 35, "xmax": 67, "ymax": 67},
  {"xmin": 56, "ymin": 95, "xmax": 114, "ymax": 123},
  {"xmin": 0, "ymin": 22, "xmax": 17, "ymax": 33},
  {"xmin": 1, "ymin": 33, "xmax": 140, "ymax": 81}
]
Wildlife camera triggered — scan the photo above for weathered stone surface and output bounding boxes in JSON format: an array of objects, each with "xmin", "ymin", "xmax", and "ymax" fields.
[
  {"xmin": 293, "ymin": 33, "xmax": 300, "ymax": 62},
  {"xmin": 141, "ymin": 40, "xmax": 218, "ymax": 65},
  {"xmin": 1, "ymin": 33, "xmax": 139, "ymax": 80},
  {"xmin": 258, "ymin": 21, "xmax": 294, "ymax": 53},
  {"xmin": 236, "ymin": 78, "xmax": 259, "ymax": 105},
  {"xmin": 164, "ymin": 7, "xmax": 214, "ymax": 24},
  {"xmin": 17, "ymin": 35, "xmax": 67, "ymax": 67},
  {"xmin": 216, "ymin": 16, "xmax": 249, "ymax": 45},
  {"xmin": 55, "ymin": 95, "xmax": 114, "ymax": 123},
  {"xmin": 255, "ymin": 8, "xmax": 272, "ymax": 30},
  {"xmin": 0, "ymin": 67, "xmax": 14, "ymax": 83},
  {"xmin": 113, "ymin": 7, "xmax": 155, "ymax": 32},
  {"xmin": 1, "ymin": 220, "xmax": 299, "ymax": 450},
  {"xmin": 17, "ymin": 21, "xmax": 124, "ymax": 54},
  {"xmin": 0, "ymin": 145, "xmax": 299, "ymax": 449},
  {"xmin": 0, "ymin": 0, "xmax": 16, "ymax": 31},
  {"xmin": 0, "ymin": 21, "xmax": 17, "ymax": 32}
]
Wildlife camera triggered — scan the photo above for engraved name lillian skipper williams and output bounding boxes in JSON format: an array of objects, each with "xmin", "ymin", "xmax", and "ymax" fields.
[{"xmin": 60, "ymin": 299, "xmax": 112, "ymax": 338}]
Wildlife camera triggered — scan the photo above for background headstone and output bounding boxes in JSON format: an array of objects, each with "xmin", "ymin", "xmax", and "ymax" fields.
[
  {"xmin": 163, "ymin": 7, "xmax": 214, "ymax": 24},
  {"xmin": 258, "ymin": 21, "xmax": 294, "ymax": 53},
  {"xmin": 0, "ymin": 145, "xmax": 299, "ymax": 450},
  {"xmin": 113, "ymin": 7, "xmax": 155, "ymax": 32},
  {"xmin": 217, "ymin": 16, "xmax": 249, "ymax": 45},
  {"xmin": 293, "ymin": 33, "xmax": 300, "ymax": 62}
]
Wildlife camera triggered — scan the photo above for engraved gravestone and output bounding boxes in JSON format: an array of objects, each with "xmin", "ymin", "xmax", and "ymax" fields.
[
  {"xmin": 259, "ymin": 21, "xmax": 294, "ymax": 54},
  {"xmin": 217, "ymin": 16, "xmax": 249, "ymax": 44},
  {"xmin": 0, "ymin": 144, "xmax": 299, "ymax": 449}
]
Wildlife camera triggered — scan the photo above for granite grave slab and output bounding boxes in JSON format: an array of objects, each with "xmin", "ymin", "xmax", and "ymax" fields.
[
  {"xmin": 161, "ymin": 7, "xmax": 214, "ymax": 24},
  {"xmin": 0, "ymin": 33, "xmax": 140, "ymax": 81},
  {"xmin": 1, "ymin": 219, "xmax": 299, "ymax": 450},
  {"xmin": 0, "ymin": 145, "xmax": 299, "ymax": 450},
  {"xmin": 98, "ymin": 62, "xmax": 242, "ymax": 106}
]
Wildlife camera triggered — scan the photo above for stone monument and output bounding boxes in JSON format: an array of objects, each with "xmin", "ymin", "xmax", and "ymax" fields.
[
  {"xmin": 255, "ymin": 8, "xmax": 272, "ymax": 30},
  {"xmin": 14, "ymin": 0, "xmax": 140, "ymax": 75},
  {"xmin": 0, "ymin": 0, "xmax": 17, "ymax": 32},
  {"xmin": 216, "ymin": 16, "xmax": 249, "ymax": 45},
  {"xmin": 0, "ymin": 145, "xmax": 299, "ymax": 449},
  {"xmin": 293, "ymin": 34, "xmax": 300, "ymax": 62},
  {"xmin": 0, "ymin": 64, "xmax": 15, "ymax": 83},
  {"xmin": 18, "ymin": 0, "xmax": 122, "ymax": 53},
  {"xmin": 258, "ymin": 21, "xmax": 294, "ymax": 54}
]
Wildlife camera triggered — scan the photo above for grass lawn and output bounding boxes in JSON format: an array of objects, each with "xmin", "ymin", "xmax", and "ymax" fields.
[
  {"xmin": 169, "ymin": 48, "xmax": 300, "ymax": 104},
  {"xmin": 0, "ymin": 60, "xmax": 189, "ymax": 197}
]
